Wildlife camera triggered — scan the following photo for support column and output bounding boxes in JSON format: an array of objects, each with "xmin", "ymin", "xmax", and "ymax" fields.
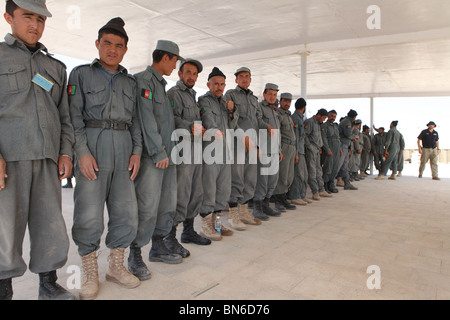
[
  {"xmin": 301, "ymin": 52, "xmax": 309, "ymax": 99},
  {"xmin": 370, "ymin": 97, "xmax": 374, "ymax": 175}
]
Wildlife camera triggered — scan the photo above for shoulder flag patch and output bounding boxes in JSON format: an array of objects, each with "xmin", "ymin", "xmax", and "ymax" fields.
[
  {"xmin": 200, "ymin": 107, "xmax": 206, "ymax": 116},
  {"xmin": 141, "ymin": 89, "xmax": 152, "ymax": 100},
  {"xmin": 294, "ymin": 124, "xmax": 298, "ymax": 129},
  {"xmin": 67, "ymin": 85, "xmax": 76, "ymax": 96},
  {"xmin": 170, "ymin": 100, "xmax": 174, "ymax": 107}
]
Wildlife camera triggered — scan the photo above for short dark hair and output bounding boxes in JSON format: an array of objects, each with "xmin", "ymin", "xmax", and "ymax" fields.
[
  {"xmin": 152, "ymin": 50, "xmax": 177, "ymax": 63},
  {"xmin": 98, "ymin": 28, "xmax": 128, "ymax": 46},
  {"xmin": 6, "ymin": 0, "xmax": 19, "ymax": 16},
  {"xmin": 295, "ymin": 98, "xmax": 307, "ymax": 110}
]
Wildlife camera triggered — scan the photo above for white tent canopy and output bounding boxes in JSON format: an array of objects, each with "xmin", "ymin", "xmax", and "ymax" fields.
[{"xmin": 1, "ymin": 0, "xmax": 450, "ymax": 99}]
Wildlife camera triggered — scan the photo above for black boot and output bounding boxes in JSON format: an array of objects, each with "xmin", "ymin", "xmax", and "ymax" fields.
[
  {"xmin": 278, "ymin": 194, "xmax": 296, "ymax": 210},
  {"xmin": 150, "ymin": 235, "xmax": 182, "ymax": 264},
  {"xmin": 62, "ymin": 179, "xmax": 73, "ymax": 188},
  {"xmin": 274, "ymin": 195, "xmax": 287, "ymax": 213},
  {"xmin": 328, "ymin": 181, "xmax": 339, "ymax": 193},
  {"xmin": 344, "ymin": 181, "xmax": 358, "ymax": 190},
  {"xmin": 181, "ymin": 218, "xmax": 211, "ymax": 246},
  {"xmin": 262, "ymin": 197, "xmax": 281, "ymax": 217},
  {"xmin": 164, "ymin": 226, "xmax": 190, "ymax": 258},
  {"xmin": 251, "ymin": 200, "xmax": 269, "ymax": 221},
  {"xmin": 38, "ymin": 271, "xmax": 76, "ymax": 300},
  {"xmin": 324, "ymin": 181, "xmax": 330, "ymax": 193},
  {"xmin": 0, "ymin": 278, "xmax": 13, "ymax": 300},
  {"xmin": 128, "ymin": 244, "xmax": 151, "ymax": 281}
]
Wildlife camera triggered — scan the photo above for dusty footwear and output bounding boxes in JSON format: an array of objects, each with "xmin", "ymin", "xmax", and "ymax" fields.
[
  {"xmin": 290, "ymin": 198, "xmax": 307, "ymax": 206},
  {"xmin": 375, "ymin": 175, "xmax": 386, "ymax": 180},
  {"xmin": 239, "ymin": 203, "xmax": 262, "ymax": 225},
  {"xmin": 344, "ymin": 181, "xmax": 358, "ymax": 190},
  {"xmin": 312, "ymin": 193, "xmax": 320, "ymax": 201},
  {"xmin": 0, "ymin": 278, "xmax": 13, "ymax": 300},
  {"xmin": 80, "ymin": 251, "xmax": 99, "ymax": 300},
  {"xmin": 328, "ymin": 182, "xmax": 339, "ymax": 193},
  {"xmin": 397, "ymin": 171, "xmax": 402, "ymax": 177},
  {"xmin": 388, "ymin": 174, "xmax": 396, "ymax": 180},
  {"xmin": 263, "ymin": 197, "xmax": 282, "ymax": 216},
  {"xmin": 200, "ymin": 214, "xmax": 222, "ymax": 241},
  {"xmin": 128, "ymin": 245, "xmax": 151, "ymax": 281},
  {"xmin": 164, "ymin": 226, "xmax": 190, "ymax": 258},
  {"xmin": 302, "ymin": 198, "xmax": 313, "ymax": 204},
  {"xmin": 214, "ymin": 213, "xmax": 234, "ymax": 236},
  {"xmin": 336, "ymin": 177, "xmax": 345, "ymax": 187},
  {"xmin": 228, "ymin": 206, "xmax": 246, "ymax": 231},
  {"xmin": 181, "ymin": 218, "xmax": 211, "ymax": 245},
  {"xmin": 106, "ymin": 248, "xmax": 140, "ymax": 288},
  {"xmin": 38, "ymin": 271, "xmax": 76, "ymax": 300},
  {"xmin": 150, "ymin": 236, "xmax": 183, "ymax": 264},
  {"xmin": 319, "ymin": 191, "xmax": 332, "ymax": 198},
  {"xmin": 276, "ymin": 194, "xmax": 296, "ymax": 210},
  {"xmin": 433, "ymin": 177, "xmax": 441, "ymax": 180}
]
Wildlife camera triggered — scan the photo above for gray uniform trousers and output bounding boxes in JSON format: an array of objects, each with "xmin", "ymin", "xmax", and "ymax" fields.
[
  {"xmin": 133, "ymin": 159, "xmax": 177, "ymax": 247},
  {"xmin": 201, "ymin": 163, "xmax": 231, "ymax": 213},
  {"xmin": 72, "ymin": 129, "xmax": 139, "ymax": 256},
  {"xmin": 381, "ymin": 145, "xmax": 399, "ymax": 176},
  {"xmin": 254, "ymin": 154, "xmax": 279, "ymax": 201},
  {"xmin": 229, "ymin": 150, "xmax": 258, "ymax": 205},
  {"xmin": 287, "ymin": 154, "xmax": 308, "ymax": 200},
  {"xmin": 322, "ymin": 139, "xmax": 341, "ymax": 183},
  {"xmin": 338, "ymin": 145, "xmax": 351, "ymax": 183},
  {"xmin": 0, "ymin": 159, "xmax": 69, "ymax": 279},
  {"xmin": 306, "ymin": 147, "xmax": 325, "ymax": 195},
  {"xmin": 274, "ymin": 143, "xmax": 296, "ymax": 195},
  {"xmin": 175, "ymin": 160, "xmax": 203, "ymax": 224}
]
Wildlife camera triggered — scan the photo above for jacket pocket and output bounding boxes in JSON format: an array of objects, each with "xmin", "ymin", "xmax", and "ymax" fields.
[{"xmin": 0, "ymin": 64, "xmax": 29, "ymax": 93}]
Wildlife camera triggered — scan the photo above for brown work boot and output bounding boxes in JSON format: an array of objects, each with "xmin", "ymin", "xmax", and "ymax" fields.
[
  {"xmin": 228, "ymin": 206, "xmax": 246, "ymax": 231},
  {"xmin": 239, "ymin": 203, "xmax": 262, "ymax": 225},
  {"xmin": 214, "ymin": 213, "xmax": 234, "ymax": 236},
  {"xmin": 291, "ymin": 199, "xmax": 308, "ymax": 206},
  {"xmin": 200, "ymin": 214, "xmax": 222, "ymax": 241},
  {"xmin": 106, "ymin": 248, "xmax": 140, "ymax": 289},
  {"xmin": 375, "ymin": 174, "xmax": 386, "ymax": 180},
  {"xmin": 319, "ymin": 191, "xmax": 332, "ymax": 198},
  {"xmin": 388, "ymin": 173, "xmax": 396, "ymax": 180},
  {"xmin": 302, "ymin": 198, "xmax": 313, "ymax": 204},
  {"xmin": 80, "ymin": 251, "xmax": 99, "ymax": 300},
  {"xmin": 336, "ymin": 177, "xmax": 345, "ymax": 187},
  {"xmin": 312, "ymin": 193, "xmax": 320, "ymax": 201}
]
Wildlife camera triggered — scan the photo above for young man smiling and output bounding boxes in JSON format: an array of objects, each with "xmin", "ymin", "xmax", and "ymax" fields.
[
  {"xmin": 0, "ymin": 0, "xmax": 75, "ymax": 300},
  {"xmin": 68, "ymin": 17, "xmax": 142, "ymax": 300}
]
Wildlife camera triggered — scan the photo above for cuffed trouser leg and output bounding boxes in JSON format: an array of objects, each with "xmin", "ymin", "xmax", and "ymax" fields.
[
  {"xmin": 175, "ymin": 163, "xmax": 203, "ymax": 225},
  {"xmin": 0, "ymin": 159, "xmax": 69, "ymax": 279}
]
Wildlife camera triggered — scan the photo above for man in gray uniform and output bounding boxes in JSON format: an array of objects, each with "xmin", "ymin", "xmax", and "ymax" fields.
[
  {"xmin": 69, "ymin": 18, "xmax": 142, "ymax": 298},
  {"xmin": 287, "ymin": 98, "xmax": 311, "ymax": 205},
  {"xmin": 224, "ymin": 67, "xmax": 263, "ymax": 229},
  {"xmin": 376, "ymin": 121, "xmax": 402, "ymax": 180},
  {"xmin": 198, "ymin": 67, "xmax": 239, "ymax": 240},
  {"xmin": 273, "ymin": 93, "xmax": 301, "ymax": 208},
  {"xmin": 253, "ymin": 83, "xmax": 288, "ymax": 219},
  {"xmin": 167, "ymin": 59, "xmax": 211, "ymax": 256},
  {"xmin": 305, "ymin": 109, "xmax": 331, "ymax": 201},
  {"xmin": 360, "ymin": 125, "xmax": 372, "ymax": 176},
  {"xmin": 337, "ymin": 110, "xmax": 358, "ymax": 190},
  {"xmin": 321, "ymin": 110, "xmax": 342, "ymax": 194},
  {"xmin": 372, "ymin": 127, "xmax": 386, "ymax": 175},
  {"xmin": 0, "ymin": 0, "xmax": 75, "ymax": 300},
  {"xmin": 132, "ymin": 40, "xmax": 183, "ymax": 278},
  {"xmin": 349, "ymin": 120, "xmax": 364, "ymax": 181}
]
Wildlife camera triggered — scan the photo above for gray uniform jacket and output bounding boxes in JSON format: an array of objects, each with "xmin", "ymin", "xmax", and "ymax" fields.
[
  {"xmin": 68, "ymin": 59, "xmax": 142, "ymax": 159},
  {"xmin": 134, "ymin": 66, "xmax": 176, "ymax": 165},
  {"xmin": 362, "ymin": 133, "xmax": 372, "ymax": 153},
  {"xmin": 321, "ymin": 121, "xmax": 340, "ymax": 154},
  {"xmin": 258, "ymin": 101, "xmax": 281, "ymax": 155},
  {"xmin": 198, "ymin": 92, "xmax": 239, "ymax": 162},
  {"xmin": 292, "ymin": 110, "xmax": 306, "ymax": 156},
  {"xmin": 339, "ymin": 116, "xmax": 357, "ymax": 147},
  {"xmin": 384, "ymin": 127, "xmax": 401, "ymax": 152},
  {"xmin": 304, "ymin": 116, "xmax": 324, "ymax": 150},
  {"xmin": 167, "ymin": 80, "xmax": 200, "ymax": 132},
  {"xmin": 0, "ymin": 34, "xmax": 74, "ymax": 163},
  {"xmin": 278, "ymin": 109, "xmax": 296, "ymax": 146},
  {"xmin": 372, "ymin": 133, "xmax": 386, "ymax": 154}
]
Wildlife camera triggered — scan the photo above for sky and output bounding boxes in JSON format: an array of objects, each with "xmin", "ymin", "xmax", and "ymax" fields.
[{"xmin": 56, "ymin": 54, "xmax": 450, "ymax": 151}]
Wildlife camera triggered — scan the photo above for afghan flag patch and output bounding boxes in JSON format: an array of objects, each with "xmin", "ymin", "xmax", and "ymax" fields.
[
  {"xmin": 141, "ymin": 89, "xmax": 152, "ymax": 100},
  {"xmin": 67, "ymin": 85, "xmax": 76, "ymax": 96},
  {"xmin": 294, "ymin": 124, "xmax": 298, "ymax": 129}
]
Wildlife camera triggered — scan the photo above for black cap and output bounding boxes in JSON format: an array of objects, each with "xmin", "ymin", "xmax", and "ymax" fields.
[
  {"xmin": 99, "ymin": 17, "xmax": 129, "ymax": 43},
  {"xmin": 392, "ymin": 121, "xmax": 399, "ymax": 126},
  {"xmin": 427, "ymin": 121, "xmax": 436, "ymax": 127},
  {"xmin": 348, "ymin": 109, "xmax": 358, "ymax": 118},
  {"xmin": 208, "ymin": 67, "xmax": 226, "ymax": 80}
]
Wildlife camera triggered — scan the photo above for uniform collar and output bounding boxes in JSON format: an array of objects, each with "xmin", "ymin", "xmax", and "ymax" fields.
[
  {"xmin": 147, "ymin": 66, "xmax": 167, "ymax": 86},
  {"xmin": 176, "ymin": 80, "xmax": 197, "ymax": 96},
  {"xmin": 262, "ymin": 100, "xmax": 277, "ymax": 110},
  {"xmin": 236, "ymin": 85, "xmax": 253, "ymax": 96},
  {"xmin": 91, "ymin": 58, "xmax": 128, "ymax": 74},
  {"xmin": 5, "ymin": 33, "xmax": 47, "ymax": 54},
  {"xmin": 279, "ymin": 108, "xmax": 291, "ymax": 115}
]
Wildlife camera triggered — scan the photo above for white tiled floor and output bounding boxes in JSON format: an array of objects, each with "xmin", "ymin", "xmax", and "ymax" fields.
[{"xmin": 11, "ymin": 163, "xmax": 450, "ymax": 300}]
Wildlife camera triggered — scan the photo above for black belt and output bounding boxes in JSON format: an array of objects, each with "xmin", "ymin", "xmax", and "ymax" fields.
[{"xmin": 85, "ymin": 120, "xmax": 130, "ymax": 130}]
